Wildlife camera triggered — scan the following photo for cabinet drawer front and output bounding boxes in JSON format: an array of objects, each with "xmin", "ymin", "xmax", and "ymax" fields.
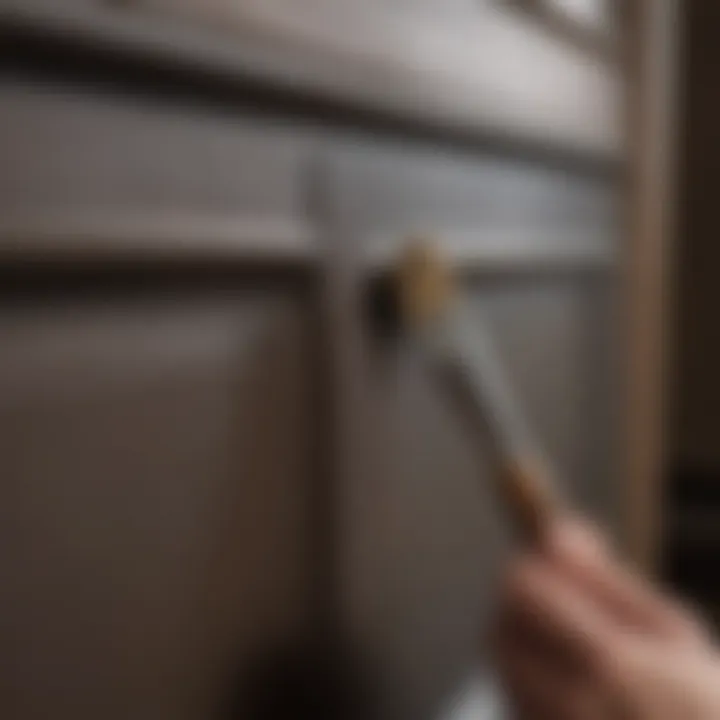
[{"xmin": 0, "ymin": 82, "xmax": 314, "ymax": 221}]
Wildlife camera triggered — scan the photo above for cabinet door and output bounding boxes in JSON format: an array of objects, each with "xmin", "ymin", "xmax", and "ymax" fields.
[
  {"xmin": 322, "ymin": 143, "xmax": 619, "ymax": 720},
  {"xmin": 0, "ymin": 285, "xmax": 316, "ymax": 720}
]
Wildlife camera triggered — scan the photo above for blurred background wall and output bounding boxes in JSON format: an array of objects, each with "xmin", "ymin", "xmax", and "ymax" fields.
[{"xmin": 667, "ymin": 0, "xmax": 720, "ymax": 626}]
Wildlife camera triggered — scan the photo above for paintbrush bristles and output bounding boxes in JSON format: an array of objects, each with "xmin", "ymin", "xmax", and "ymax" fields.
[{"xmin": 397, "ymin": 240, "xmax": 455, "ymax": 330}]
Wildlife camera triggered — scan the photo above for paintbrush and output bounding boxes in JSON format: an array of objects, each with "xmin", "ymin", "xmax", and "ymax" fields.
[{"xmin": 370, "ymin": 240, "xmax": 563, "ymax": 545}]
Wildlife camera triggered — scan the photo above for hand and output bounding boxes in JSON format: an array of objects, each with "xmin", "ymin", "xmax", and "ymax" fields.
[{"xmin": 495, "ymin": 517, "xmax": 720, "ymax": 719}]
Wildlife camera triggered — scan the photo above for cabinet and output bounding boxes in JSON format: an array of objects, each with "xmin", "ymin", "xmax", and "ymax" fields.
[{"xmin": 0, "ymin": 4, "xmax": 632, "ymax": 717}]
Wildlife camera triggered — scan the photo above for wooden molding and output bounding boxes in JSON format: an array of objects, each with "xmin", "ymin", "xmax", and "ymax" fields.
[
  {"xmin": 0, "ymin": 0, "xmax": 620, "ymax": 161},
  {"xmin": 0, "ymin": 212, "xmax": 317, "ymax": 268},
  {"xmin": 622, "ymin": 0, "xmax": 677, "ymax": 573},
  {"xmin": 364, "ymin": 227, "xmax": 615, "ymax": 275}
]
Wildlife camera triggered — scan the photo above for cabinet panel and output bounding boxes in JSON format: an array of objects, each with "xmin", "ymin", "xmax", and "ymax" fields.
[
  {"xmin": 345, "ymin": 278, "xmax": 615, "ymax": 720},
  {"xmin": 0, "ymin": 289, "xmax": 315, "ymax": 719}
]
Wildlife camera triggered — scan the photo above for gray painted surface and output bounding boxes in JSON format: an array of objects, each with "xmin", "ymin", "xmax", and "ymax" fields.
[
  {"xmin": 323, "ymin": 148, "xmax": 618, "ymax": 719},
  {"xmin": 0, "ymin": 82, "xmax": 315, "ymax": 220},
  {"xmin": 0, "ymin": 292, "xmax": 315, "ymax": 718},
  {"xmin": 0, "ymin": 63, "xmax": 620, "ymax": 720}
]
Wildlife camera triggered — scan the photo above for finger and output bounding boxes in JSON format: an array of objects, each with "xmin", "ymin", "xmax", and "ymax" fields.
[
  {"xmin": 543, "ymin": 516, "xmax": 610, "ymax": 566},
  {"xmin": 497, "ymin": 637, "xmax": 603, "ymax": 720},
  {"xmin": 494, "ymin": 597, "xmax": 583, "ymax": 680},
  {"xmin": 501, "ymin": 555, "xmax": 615, "ymax": 679},
  {"xmin": 547, "ymin": 519, "xmax": 709, "ymax": 644}
]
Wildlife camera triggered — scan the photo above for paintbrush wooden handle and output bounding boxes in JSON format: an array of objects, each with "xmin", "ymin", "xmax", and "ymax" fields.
[{"xmin": 501, "ymin": 457, "xmax": 560, "ymax": 545}]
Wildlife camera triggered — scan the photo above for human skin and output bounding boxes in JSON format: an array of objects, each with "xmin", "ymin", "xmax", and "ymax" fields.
[{"xmin": 494, "ymin": 518, "xmax": 720, "ymax": 720}]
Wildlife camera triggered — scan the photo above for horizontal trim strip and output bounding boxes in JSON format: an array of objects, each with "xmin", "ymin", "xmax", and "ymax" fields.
[
  {"xmin": 0, "ymin": 213, "xmax": 615, "ymax": 274},
  {"xmin": 0, "ymin": 212, "xmax": 317, "ymax": 266},
  {"xmin": 365, "ymin": 227, "xmax": 615, "ymax": 273}
]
